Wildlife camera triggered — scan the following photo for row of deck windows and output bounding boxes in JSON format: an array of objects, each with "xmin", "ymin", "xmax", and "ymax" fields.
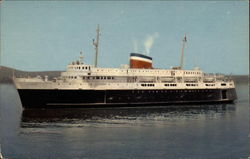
[
  {"xmin": 165, "ymin": 84, "xmax": 177, "ymax": 87},
  {"xmin": 82, "ymin": 76, "xmax": 114, "ymax": 80},
  {"xmin": 132, "ymin": 89, "xmax": 213, "ymax": 94},
  {"xmin": 185, "ymin": 72, "xmax": 200, "ymax": 75},
  {"xmin": 66, "ymin": 76, "xmax": 115, "ymax": 80},
  {"xmin": 96, "ymin": 69, "xmax": 169, "ymax": 73},
  {"xmin": 67, "ymin": 76, "xmax": 77, "ymax": 79},
  {"xmin": 206, "ymin": 84, "xmax": 215, "ymax": 86},
  {"xmin": 141, "ymin": 84, "xmax": 155, "ymax": 87},
  {"xmin": 69, "ymin": 66, "xmax": 90, "ymax": 70},
  {"xmin": 95, "ymin": 69, "xmax": 200, "ymax": 74},
  {"xmin": 79, "ymin": 66, "xmax": 89, "ymax": 70}
]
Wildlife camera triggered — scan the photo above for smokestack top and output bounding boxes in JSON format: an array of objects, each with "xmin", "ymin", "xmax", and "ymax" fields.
[
  {"xmin": 130, "ymin": 53, "xmax": 153, "ymax": 60},
  {"xmin": 129, "ymin": 53, "xmax": 153, "ymax": 69}
]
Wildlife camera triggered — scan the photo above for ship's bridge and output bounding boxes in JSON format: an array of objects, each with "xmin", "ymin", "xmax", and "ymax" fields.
[
  {"xmin": 67, "ymin": 63, "xmax": 92, "ymax": 72},
  {"xmin": 60, "ymin": 56, "xmax": 94, "ymax": 78},
  {"xmin": 65, "ymin": 52, "xmax": 93, "ymax": 72}
]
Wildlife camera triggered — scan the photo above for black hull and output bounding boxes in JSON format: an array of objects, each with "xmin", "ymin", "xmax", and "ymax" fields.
[{"xmin": 17, "ymin": 88, "xmax": 237, "ymax": 108}]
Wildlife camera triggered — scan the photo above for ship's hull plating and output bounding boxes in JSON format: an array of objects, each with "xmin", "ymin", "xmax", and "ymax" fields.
[{"xmin": 17, "ymin": 88, "xmax": 237, "ymax": 108}]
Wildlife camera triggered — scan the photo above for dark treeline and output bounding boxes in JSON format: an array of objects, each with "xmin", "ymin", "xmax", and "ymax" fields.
[{"xmin": 0, "ymin": 66, "xmax": 61, "ymax": 83}]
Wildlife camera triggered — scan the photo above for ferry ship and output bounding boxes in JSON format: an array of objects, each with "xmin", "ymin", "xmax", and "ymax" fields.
[{"xmin": 13, "ymin": 26, "xmax": 237, "ymax": 108}]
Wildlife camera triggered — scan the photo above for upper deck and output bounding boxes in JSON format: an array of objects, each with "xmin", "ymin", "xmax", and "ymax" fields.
[{"xmin": 62, "ymin": 62, "xmax": 203, "ymax": 77}]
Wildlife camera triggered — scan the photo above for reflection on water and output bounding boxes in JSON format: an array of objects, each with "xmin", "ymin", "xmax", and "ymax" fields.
[{"xmin": 21, "ymin": 104, "xmax": 236, "ymax": 127}]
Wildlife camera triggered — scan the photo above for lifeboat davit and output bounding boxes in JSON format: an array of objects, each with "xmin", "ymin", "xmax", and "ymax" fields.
[{"xmin": 129, "ymin": 53, "xmax": 153, "ymax": 69}]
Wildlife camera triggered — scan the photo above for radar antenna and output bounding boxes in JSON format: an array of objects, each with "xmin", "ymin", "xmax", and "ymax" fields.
[
  {"xmin": 179, "ymin": 34, "xmax": 187, "ymax": 69},
  {"xmin": 93, "ymin": 24, "xmax": 100, "ymax": 67}
]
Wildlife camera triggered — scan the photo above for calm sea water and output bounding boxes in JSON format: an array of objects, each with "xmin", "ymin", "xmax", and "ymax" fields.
[{"xmin": 0, "ymin": 83, "xmax": 249, "ymax": 159}]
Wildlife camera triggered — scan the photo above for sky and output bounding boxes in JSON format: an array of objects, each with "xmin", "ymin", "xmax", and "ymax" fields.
[{"xmin": 0, "ymin": 1, "xmax": 249, "ymax": 75}]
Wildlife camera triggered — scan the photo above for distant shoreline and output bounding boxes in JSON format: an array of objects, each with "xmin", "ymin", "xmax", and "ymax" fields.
[
  {"xmin": 0, "ymin": 66, "xmax": 249, "ymax": 84},
  {"xmin": 0, "ymin": 66, "xmax": 61, "ymax": 83}
]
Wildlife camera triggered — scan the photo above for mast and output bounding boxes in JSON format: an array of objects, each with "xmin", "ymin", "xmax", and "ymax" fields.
[
  {"xmin": 179, "ymin": 34, "xmax": 187, "ymax": 69},
  {"xmin": 79, "ymin": 51, "xmax": 84, "ymax": 64},
  {"xmin": 93, "ymin": 24, "xmax": 100, "ymax": 67}
]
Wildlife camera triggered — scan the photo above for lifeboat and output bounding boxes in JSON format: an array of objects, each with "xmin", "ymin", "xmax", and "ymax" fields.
[
  {"xmin": 184, "ymin": 77, "xmax": 198, "ymax": 82},
  {"xmin": 129, "ymin": 53, "xmax": 153, "ymax": 69},
  {"xmin": 138, "ymin": 77, "xmax": 156, "ymax": 83},
  {"xmin": 160, "ymin": 77, "xmax": 175, "ymax": 82}
]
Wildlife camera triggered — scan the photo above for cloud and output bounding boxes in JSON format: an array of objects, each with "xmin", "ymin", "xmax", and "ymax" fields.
[{"xmin": 144, "ymin": 32, "xmax": 159, "ymax": 55}]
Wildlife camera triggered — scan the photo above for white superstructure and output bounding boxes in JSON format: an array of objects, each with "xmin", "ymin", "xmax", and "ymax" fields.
[{"xmin": 14, "ymin": 55, "xmax": 235, "ymax": 91}]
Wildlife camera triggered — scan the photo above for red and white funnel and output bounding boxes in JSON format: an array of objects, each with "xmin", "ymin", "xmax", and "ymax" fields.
[{"xmin": 129, "ymin": 53, "xmax": 153, "ymax": 69}]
